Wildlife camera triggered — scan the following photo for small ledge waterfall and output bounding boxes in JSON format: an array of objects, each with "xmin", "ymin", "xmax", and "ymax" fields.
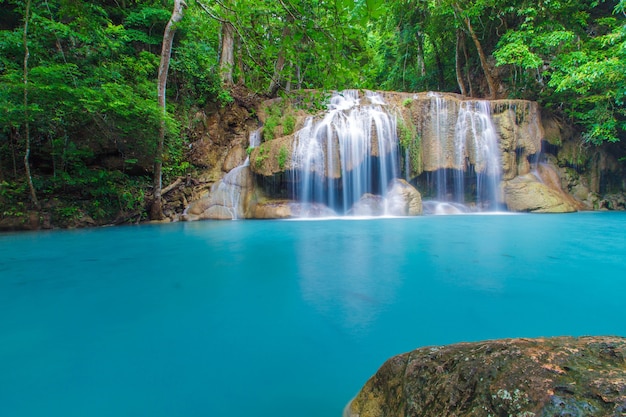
[
  {"xmin": 418, "ymin": 93, "xmax": 502, "ymax": 212},
  {"xmin": 187, "ymin": 129, "xmax": 260, "ymax": 220},
  {"xmin": 216, "ymin": 129, "xmax": 261, "ymax": 219},
  {"xmin": 290, "ymin": 90, "xmax": 399, "ymax": 214}
]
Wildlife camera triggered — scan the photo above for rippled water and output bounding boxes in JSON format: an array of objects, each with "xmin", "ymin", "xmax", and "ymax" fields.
[{"xmin": 1, "ymin": 213, "xmax": 625, "ymax": 417}]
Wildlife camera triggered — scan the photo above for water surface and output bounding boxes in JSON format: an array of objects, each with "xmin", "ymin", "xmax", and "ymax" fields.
[{"xmin": 1, "ymin": 213, "xmax": 625, "ymax": 416}]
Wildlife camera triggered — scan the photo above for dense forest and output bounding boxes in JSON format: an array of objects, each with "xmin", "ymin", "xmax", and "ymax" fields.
[{"xmin": 0, "ymin": 0, "xmax": 624, "ymax": 228}]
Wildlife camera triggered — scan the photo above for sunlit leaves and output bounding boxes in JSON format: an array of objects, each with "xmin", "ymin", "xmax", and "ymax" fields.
[
  {"xmin": 546, "ymin": 7, "xmax": 625, "ymax": 141},
  {"xmin": 494, "ymin": 36, "xmax": 543, "ymax": 69}
]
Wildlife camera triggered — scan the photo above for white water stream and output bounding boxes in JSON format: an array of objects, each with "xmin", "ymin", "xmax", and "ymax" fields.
[
  {"xmin": 423, "ymin": 93, "xmax": 502, "ymax": 210},
  {"xmin": 290, "ymin": 90, "xmax": 399, "ymax": 214}
]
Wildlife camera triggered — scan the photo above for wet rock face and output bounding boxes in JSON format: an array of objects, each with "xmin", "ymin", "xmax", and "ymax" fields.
[
  {"xmin": 347, "ymin": 194, "xmax": 386, "ymax": 216},
  {"xmin": 502, "ymin": 163, "xmax": 582, "ymax": 213},
  {"xmin": 503, "ymin": 174, "xmax": 577, "ymax": 213},
  {"xmin": 249, "ymin": 201, "xmax": 337, "ymax": 219},
  {"xmin": 385, "ymin": 179, "xmax": 423, "ymax": 216},
  {"xmin": 188, "ymin": 104, "xmax": 256, "ymax": 183},
  {"xmin": 347, "ymin": 336, "xmax": 626, "ymax": 417},
  {"xmin": 402, "ymin": 95, "xmax": 543, "ymax": 180},
  {"xmin": 250, "ymin": 93, "xmax": 544, "ymax": 182},
  {"xmin": 184, "ymin": 166, "xmax": 254, "ymax": 220}
]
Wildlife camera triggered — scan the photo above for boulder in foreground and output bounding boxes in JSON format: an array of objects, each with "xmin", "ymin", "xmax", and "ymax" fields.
[{"xmin": 347, "ymin": 336, "xmax": 626, "ymax": 417}]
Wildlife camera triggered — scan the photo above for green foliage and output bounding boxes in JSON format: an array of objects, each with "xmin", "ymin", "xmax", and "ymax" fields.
[
  {"xmin": 263, "ymin": 116, "xmax": 279, "ymax": 141},
  {"xmin": 494, "ymin": 37, "xmax": 543, "ymax": 69},
  {"xmin": 171, "ymin": 8, "xmax": 229, "ymax": 107},
  {"xmin": 124, "ymin": 6, "xmax": 170, "ymax": 45},
  {"xmin": 53, "ymin": 205, "xmax": 81, "ymax": 221},
  {"xmin": 262, "ymin": 102, "xmax": 297, "ymax": 140},
  {"xmin": 0, "ymin": 181, "xmax": 27, "ymax": 217},
  {"xmin": 203, "ymin": 0, "xmax": 376, "ymax": 93},
  {"xmin": 291, "ymin": 90, "xmax": 331, "ymax": 113},
  {"xmin": 0, "ymin": 0, "xmax": 195, "ymax": 222},
  {"xmin": 161, "ymin": 122, "xmax": 189, "ymax": 181},
  {"xmin": 1, "ymin": 0, "xmax": 625, "ymax": 224},
  {"xmin": 546, "ymin": 15, "xmax": 626, "ymax": 144},
  {"xmin": 277, "ymin": 145, "xmax": 288, "ymax": 170},
  {"xmin": 283, "ymin": 114, "xmax": 296, "ymax": 136},
  {"xmin": 254, "ymin": 145, "xmax": 269, "ymax": 169},
  {"xmin": 364, "ymin": 0, "xmax": 626, "ymax": 146},
  {"xmin": 397, "ymin": 115, "xmax": 422, "ymax": 178}
]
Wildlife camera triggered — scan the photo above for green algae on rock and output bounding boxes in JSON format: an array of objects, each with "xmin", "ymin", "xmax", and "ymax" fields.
[{"xmin": 347, "ymin": 336, "xmax": 626, "ymax": 417}]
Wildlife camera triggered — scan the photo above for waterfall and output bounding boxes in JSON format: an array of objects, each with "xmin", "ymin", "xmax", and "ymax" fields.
[
  {"xmin": 291, "ymin": 90, "xmax": 399, "ymax": 214},
  {"xmin": 244, "ymin": 128, "xmax": 262, "ymax": 165},
  {"xmin": 456, "ymin": 100, "xmax": 501, "ymax": 209},
  {"xmin": 212, "ymin": 166, "xmax": 247, "ymax": 219},
  {"xmin": 429, "ymin": 93, "xmax": 451, "ymax": 202},
  {"xmin": 420, "ymin": 93, "xmax": 502, "ymax": 211},
  {"xmin": 210, "ymin": 128, "xmax": 261, "ymax": 219}
]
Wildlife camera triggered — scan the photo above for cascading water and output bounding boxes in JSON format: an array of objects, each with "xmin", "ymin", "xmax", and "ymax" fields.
[
  {"xmin": 244, "ymin": 128, "xmax": 261, "ymax": 166},
  {"xmin": 187, "ymin": 91, "xmax": 546, "ymax": 220},
  {"xmin": 291, "ymin": 90, "xmax": 399, "ymax": 214},
  {"xmin": 209, "ymin": 128, "xmax": 261, "ymax": 219},
  {"xmin": 420, "ymin": 93, "xmax": 502, "ymax": 211},
  {"xmin": 456, "ymin": 100, "xmax": 502, "ymax": 209}
]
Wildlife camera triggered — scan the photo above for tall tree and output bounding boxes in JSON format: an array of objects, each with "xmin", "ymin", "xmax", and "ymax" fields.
[
  {"xmin": 152, "ymin": 0, "xmax": 186, "ymax": 220},
  {"xmin": 267, "ymin": 15, "xmax": 294, "ymax": 97},
  {"xmin": 455, "ymin": 29, "xmax": 468, "ymax": 96},
  {"xmin": 219, "ymin": 19, "xmax": 235, "ymax": 85},
  {"xmin": 463, "ymin": 14, "xmax": 497, "ymax": 99},
  {"xmin": 22, "ymin": 0, "xmax": 39, "ymax": 209}
]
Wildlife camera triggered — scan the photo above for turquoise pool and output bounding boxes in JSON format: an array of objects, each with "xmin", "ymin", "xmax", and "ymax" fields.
[{"xmin": 1, "ymin": 213, "xmax": 625, "ymax": 416}]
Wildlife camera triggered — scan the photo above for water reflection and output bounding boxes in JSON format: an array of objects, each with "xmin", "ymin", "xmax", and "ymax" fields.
[{"xmin": 295, "ymin": 219, "xmax": 404, "ymax": 336}]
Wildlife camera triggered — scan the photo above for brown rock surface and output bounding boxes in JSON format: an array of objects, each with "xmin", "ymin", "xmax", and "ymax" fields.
[
  {"xmin": 385, "ymin": 179, "xmax": 423, "ymax": 216},
  {"xmin": 503, "ymin": 173, "xmax": 578, "ymax": 213},
  {"xmin": 250, "ymin": 92, "xmax": 544, "ymax": 184},
  {"xmin": 348, "ymin": 336, "xmax": 626, "ymax": 417}
]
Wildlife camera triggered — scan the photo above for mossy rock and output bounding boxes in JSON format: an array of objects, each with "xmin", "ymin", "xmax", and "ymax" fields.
[
  {"xmin": 348, "ymin": 336, "xmax": 626, "ymax": 417},
  {"xmin": 249, "ymin": 135, "xmax": 295, "ymax": 176}
]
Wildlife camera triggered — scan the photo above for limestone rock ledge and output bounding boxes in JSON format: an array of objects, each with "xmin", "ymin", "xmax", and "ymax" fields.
[{"xmin": 347, "ymin": 336, "xmax": 626, "ymax": 417}]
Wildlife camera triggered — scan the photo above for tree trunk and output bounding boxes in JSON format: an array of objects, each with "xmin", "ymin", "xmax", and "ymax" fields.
[
  {"xmin": 267, "ymin": 52, "xmax": 287, "ymax": 97},
  {"xmin": 10, "ymin": 127, "xmax": 18, "ymax": 178},
  {"xmin": 465, "ymin": 17, "xmax": 497, "ymax": 99},
  {"xmin": 433, "ymin": 42, "xmax": 445, "ymax": 90},
  {"xmin": 296, "ymin": 63, "xmax": 302, "ymax": 89},
  {"xmin": 152, "ymin": 0, "xmax": 185, "ymax": 221},
  {"xmin": 22, "ymin": 0, "xmax": 39, "ymax": 209},
  {"xmin": 416, "ymin": 31, "xmax": 426, "ymax": 77},
  {"xmin": 267, "ymin": 18, "xmax": 293, "ymax": 97},
  {"xmin": 462, "ymin": 36, "xmax": 474, "ymax": 97},
  {"xmin": 285, "ymin": 62, "xmax": 292, "ymax": 92},
  {"xmin": 219, "ymin": 21, "xmax": 235, "ymax": 85},
  {"xmin": 236, "ymin": 35, "xmax": 245, "ymax": 85},
  {"xmin": 455, "ymin": 29, "xmax": 467, "ymax": 96}
]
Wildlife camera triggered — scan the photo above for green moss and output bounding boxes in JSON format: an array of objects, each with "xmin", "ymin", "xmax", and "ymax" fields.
[
  {"xmin": 559, "ymin": 141, "xmax": 590, "ymax": 167},
  {"xmin": 397, "ymin": 116, "xmax": 422, "ymax": 177},
  {"xmin": 545, "ymin": 134, "xmax": 562, "ymax": 146},
  {"xmin": 254, "ymin": 145, "xmax": 269, "ymax": 169},
  {"xmin": 283, "ymin": 114, "xmax": 296, "ymax": 135},
  {"xmin": 263, "ymin": 116, "xmax": 279, "ymax": 141},
  {"xmin": 262, "ymin": 101, "xmax": 297, "ymax": 141},
  {"xmin": 277, "ymin": 145, "xmax": 289, "ymax": 170}
]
